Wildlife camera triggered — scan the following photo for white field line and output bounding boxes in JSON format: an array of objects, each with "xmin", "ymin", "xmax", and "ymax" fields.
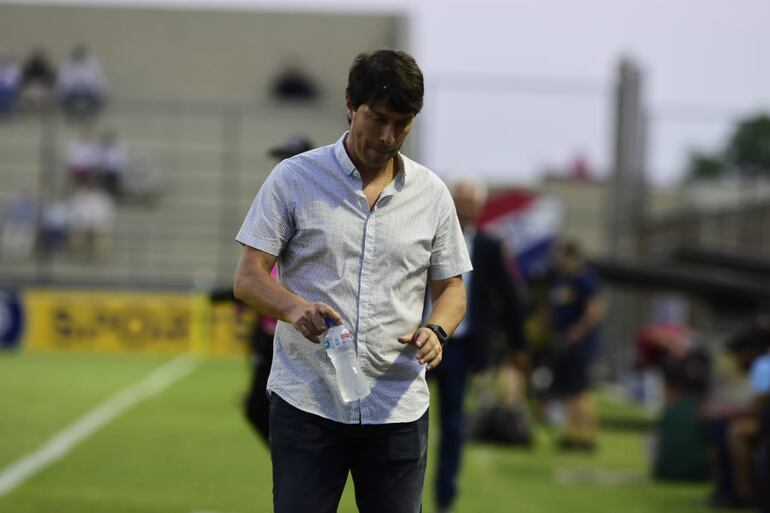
[{"xmin": 0, "ymin": 355, "xmax": 199, "ymax": 497}]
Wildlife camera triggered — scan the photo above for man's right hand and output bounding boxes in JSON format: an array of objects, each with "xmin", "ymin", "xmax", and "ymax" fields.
[{"xmin": 286, "ymin": 302, "xmax": 343, "ymax": 343}]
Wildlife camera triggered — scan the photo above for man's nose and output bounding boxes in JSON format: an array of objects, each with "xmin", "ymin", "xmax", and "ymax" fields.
[{"xmin": 380, "ymin": 125, "xmax": 396, "ymax": 147}]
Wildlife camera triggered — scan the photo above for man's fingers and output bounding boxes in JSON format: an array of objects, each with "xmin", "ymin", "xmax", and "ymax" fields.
[
  {"xmin": 298, "ymin": 324, "xmax": 320, "ymax": 343},
  {"xmin": 317, "ymin": 303, "xmax": 342, "ymax": 326},
  {"xmin": 310, "ymin": 314, "xmax": 327, "ymax": 333},
  {"xmin": 426, "ymin": 351, "xmax": 442, "ymax": 370},
  {"xmin": 418, "ymin": 342, "xmax": 440, "ymax": 364},
  {"xmin": 413, "ymin": 328, "xmax": 432, "ymax": 348},
  {"xmin": 397, "ymin": 332, "xmax": 415, "ymax": 344},
  {"xmin": 422, "ymin": 344, "xmax": 443, "ymax": 370}
]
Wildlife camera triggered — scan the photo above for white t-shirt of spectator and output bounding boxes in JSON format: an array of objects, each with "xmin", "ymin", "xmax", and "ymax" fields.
[
  {"xmin": 67, "ymin": 138, "xmax": 100, "ymax": 172},
  {"xmin": 57, "ymin": 55, "xmax": 107, "ymax": 96},
  {"xmin": 69, "ymin": 188, "xmax": 115, "ymax": 232}
]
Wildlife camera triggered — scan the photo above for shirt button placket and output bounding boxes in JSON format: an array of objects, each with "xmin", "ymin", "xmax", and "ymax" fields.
[{"xmin": 358, "ymin": 201, "xmax": 378, "ymax": 423}]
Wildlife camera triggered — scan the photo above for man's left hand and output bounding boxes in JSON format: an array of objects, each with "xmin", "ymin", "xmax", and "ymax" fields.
[{"xmin": 398, "ymin": 327, "xmax": 443, "ymax": 370}]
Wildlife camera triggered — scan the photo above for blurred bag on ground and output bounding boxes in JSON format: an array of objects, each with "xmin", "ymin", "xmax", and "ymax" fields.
[{"xmin": 468, "ymin": 400, "xmax": 533, "ymax": 446}]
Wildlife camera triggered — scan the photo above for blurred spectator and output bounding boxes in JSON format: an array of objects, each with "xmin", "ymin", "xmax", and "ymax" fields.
[
  {"xmin": 68, "ymin": 179, "xmax": 115, "ymax": 258},
  {"xmin": 122, "ymin": 150, "xmax": 162, "ymax": 206},
  {"xmin": 548, "ymin": 239, "xmax": 604, "ymax": 451},
  {"xmin": 0, "ymin": 50, "xmax": 21, "ymax": 118},
  {"xmin": 1, "ymin": 187, "xmax": 39, "ymax": 259},
  {"xmin": 431, "ymin": 179, "xmax": 529, "ymax": 513},
  {"xmin": 66, "ymin": 127, "xmax": 100, "ymax": 185},
  {"xmin": 57, "ymin": 44, "xmax": 107, "ymax": 119},
  {"xmin": 98, "ymin": 129, "xmax": 128, "ymax": 199},
  {"xmin": 18, "ymin": 48, "xmax": 56, "ymax": 111},
  {"xmin": 635, "ymin": 324, "xmax": 712, "ymax": 480},
  {"xmin": 40, "ymin": 187, "xmax": 72, "ymax": 254},
  {"xmin": 635, "ymin": 324, "xmax": 711, "ymax": 400},
  {"xmin": 704, "ymin": 312, "xmax": 770, "ymax": 508},
  {"xmin": 271, "ymin": 60, "xmax": 319, "ymax": 102}
]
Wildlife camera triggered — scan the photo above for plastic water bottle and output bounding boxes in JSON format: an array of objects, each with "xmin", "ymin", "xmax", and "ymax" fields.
[{"xmin": 322, "ymin": 317, "xmax": 370, "ymax": 402}]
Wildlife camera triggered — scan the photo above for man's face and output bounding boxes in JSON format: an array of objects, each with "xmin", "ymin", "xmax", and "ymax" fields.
[
  {"xmin": 552, "ymin": 244, "xmax": 577, "ymax": 274},
  {"xmin": 345, "ymin": 99, "xmax": 414, "ymax": 172},
  {"xmin": 453, "ymin": 183, "xmax": 481, "ymax": 230}
]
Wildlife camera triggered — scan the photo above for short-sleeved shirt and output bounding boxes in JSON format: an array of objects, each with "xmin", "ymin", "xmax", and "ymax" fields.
[
  {"xmin": 236, "ymin": 132, "xmax": 472, "ymax": 424},
  {"xmin": 750, "ymin": 354, "xmax": 770, "ymax": 395}
]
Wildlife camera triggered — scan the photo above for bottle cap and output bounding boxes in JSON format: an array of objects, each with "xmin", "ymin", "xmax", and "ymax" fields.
[{"xmin": 324, "ymin": 317, "xmax": 335, "ymax": 329}]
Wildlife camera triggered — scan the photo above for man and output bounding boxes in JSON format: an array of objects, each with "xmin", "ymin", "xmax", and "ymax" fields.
[
  {"xmin": 705, "ymin": 312, "xmax": 770, "ymax": 508},
  {"xmin": 233, "ymin": 49, "xmax": 471, "ymax": 513},
  {"xmin": 430, "ymin": 179, "xmax": 526, "ymax": 513},
  {"xmin": 549, "ymin": 239, "xmax": 604, "ymax": 451}
]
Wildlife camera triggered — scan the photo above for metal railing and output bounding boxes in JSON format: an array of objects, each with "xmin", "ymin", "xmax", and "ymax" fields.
[{"xmin": 0, "ymin": 98, "xmax": 348, "ymax": 290}]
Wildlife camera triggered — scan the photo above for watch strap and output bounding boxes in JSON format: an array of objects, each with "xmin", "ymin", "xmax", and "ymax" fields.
[{"xmin": 423, "ymin": 323, "xmax": 449, "ymax": 347}]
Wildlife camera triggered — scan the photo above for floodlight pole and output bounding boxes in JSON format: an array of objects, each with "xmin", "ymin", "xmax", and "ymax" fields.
[{"xmin": 605, "ymin": 57, "xmax": 647, "ymax": 380}]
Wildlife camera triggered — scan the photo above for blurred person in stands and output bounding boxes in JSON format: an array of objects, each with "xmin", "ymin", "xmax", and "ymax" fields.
[
  {"xmin": 67, "ymin": 126, "xmax": 101, "ymax": 186},
  {"xmin": 57, "ymin": 43, "xmax": 107, "ymax": 119},
  {"xmin": 271, "ymin": 58, "xmax": 319, "ymax": 102},
  {"xmin": 548, "ymin": 239, "xmax": 604, "ymax": 451},
  {"xmin": 98, "ymin": 129, "xmax": 128, "ymax": 200},
  {"xmin": 40, "ymin": 186, "xmax": 72, "ymax": 254},
  {"xmin": 1, "ymin": 186, "xmax": 38, "ymax": 259},
  {"xmin": 18, "ymin": 48, "xmax": 56, "ymax": 111},
  {"xmin": 704, "ymin": 311, "xmax": 770, "ymax": 508},
  {"xmin": 429, "ymin": 179, "xmax": 527, "ymax": 513},
  {"xmin": 122, "ymin": 150, "xmax": 161, "ymax": 206},
  {"xmin": 68, "ymin": 177, "xmax": 115, "ymax": 259},
  {"xmin": 234, "ymin": 49, "xmax": 470, "ymax": 513},
  {"xmin": 0, "ymin": 50, "xmax": 20, "ymax": 118}
]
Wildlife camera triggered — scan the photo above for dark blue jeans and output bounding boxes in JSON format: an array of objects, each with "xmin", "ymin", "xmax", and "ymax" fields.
[
  {"xmin": 428, "ymin": 336, "xmax": 469, "ymax": 509},
  {"xmin": 269, "ymin": 394, "xmax": 428, "ymax": 513}
]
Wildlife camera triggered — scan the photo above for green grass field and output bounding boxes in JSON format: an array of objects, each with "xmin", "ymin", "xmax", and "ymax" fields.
[{"xmin": 0, "ymin": 351, "xmax": 731, "ymax": 513}]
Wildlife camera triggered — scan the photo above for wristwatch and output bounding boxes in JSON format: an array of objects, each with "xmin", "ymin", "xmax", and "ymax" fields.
[{"xmin": 423, "ymin": 324, "xmax": 449, "ymax": 347}]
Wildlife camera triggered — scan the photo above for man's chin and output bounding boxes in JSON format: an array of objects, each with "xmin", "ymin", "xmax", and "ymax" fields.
[{"xmin": 366, "ymin": 153, "xmax": 393, "ymax": 167}]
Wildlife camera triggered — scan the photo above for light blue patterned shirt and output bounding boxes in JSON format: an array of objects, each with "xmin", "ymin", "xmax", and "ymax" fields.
[{"xmin": 236, "ymin": 132, "xmax": 472, "ymax": 424}]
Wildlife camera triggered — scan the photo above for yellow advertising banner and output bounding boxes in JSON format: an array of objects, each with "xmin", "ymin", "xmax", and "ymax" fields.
[{"xmin": 22, "ymin": 289, "xmax": 253, "ymax": 357}]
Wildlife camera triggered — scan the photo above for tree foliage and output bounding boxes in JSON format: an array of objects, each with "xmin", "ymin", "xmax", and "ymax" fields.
[{"xmin": 686, "ymin": 113, "xmax": 770, "ymax": 180}]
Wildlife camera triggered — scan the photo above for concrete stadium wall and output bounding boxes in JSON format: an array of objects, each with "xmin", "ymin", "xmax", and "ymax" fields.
[{"xmin": 0, "ymin": 4, "xmax": 401, "ymax": 104}]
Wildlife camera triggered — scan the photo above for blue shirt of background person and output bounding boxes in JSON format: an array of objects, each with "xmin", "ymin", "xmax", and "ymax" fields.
[
  {"xmin": 750, "ymin": 353, "xmax": 770, "ymax": 395},
  {"xmin": 551, "ymin": 266, "xmax": 601, "ymax": 346},
  {"xmin": 549, "ymin": 241, "xmax": 603, "ymax": 356}
]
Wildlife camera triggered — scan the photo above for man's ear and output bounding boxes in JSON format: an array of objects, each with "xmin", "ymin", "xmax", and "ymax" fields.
[{"xmin": 345, "ymin": 97, "xmax": 354, "ymax": 124}]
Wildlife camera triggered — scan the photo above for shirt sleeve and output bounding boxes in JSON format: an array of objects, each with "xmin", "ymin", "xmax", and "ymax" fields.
[
  {"xmin": 429, "ymin": 184, "xmax": 473, "ymax": 281},
  {"xmin": 235, "ymin": 163, "xmax": 295, "ymax": 256},
  {"xmin": 750, "ymin": 355, "xmax": 770, "ymax": 395}
]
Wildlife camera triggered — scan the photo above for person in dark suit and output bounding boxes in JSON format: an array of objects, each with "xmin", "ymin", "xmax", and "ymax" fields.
[{"xmin": 429, "ymin": 179, "xmax": 527, "ymax": 513}]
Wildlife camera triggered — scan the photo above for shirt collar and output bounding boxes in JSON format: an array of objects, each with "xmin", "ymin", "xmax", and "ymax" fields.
[
  {"xmin": 333, "ymin": 131, "xmax": 410, "ymax": 189},
  {"xmin": 334, "ymin": 131, "xmax": 358, "ymax": 177}
]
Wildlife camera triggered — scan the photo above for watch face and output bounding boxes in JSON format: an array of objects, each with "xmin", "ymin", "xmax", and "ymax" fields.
[{"xmin": 427, "ymin": 324, "xmax": 448, "ymax": 342}]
